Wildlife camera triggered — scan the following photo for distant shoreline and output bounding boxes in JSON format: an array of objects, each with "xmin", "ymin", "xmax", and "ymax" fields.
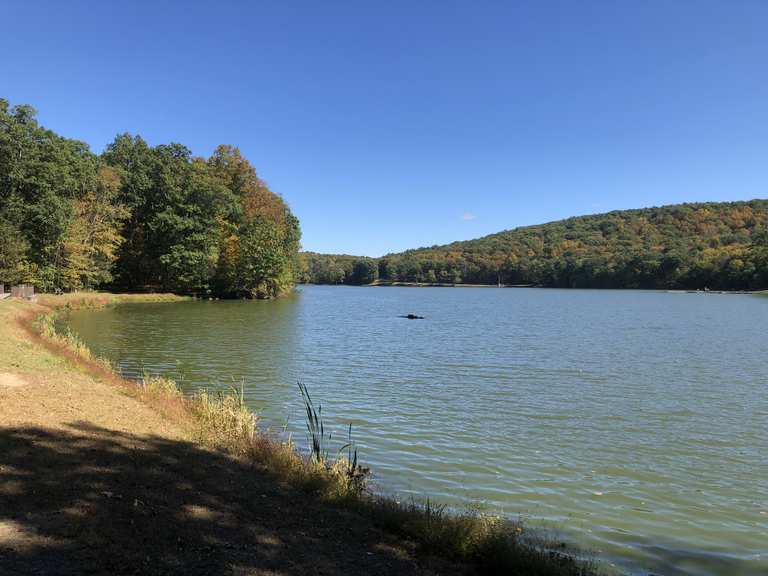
[
  {"xmin": 369, "ymin": 281, "xmax": 536, "ymax": 288},
  {"xmin": 301, "ymin": 282, "xmax": 768, "ymax": 294}
]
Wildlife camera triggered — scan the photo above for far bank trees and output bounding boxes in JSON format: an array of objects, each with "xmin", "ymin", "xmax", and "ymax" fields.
[{"xmin": 302, "ymin": 201, "xmax": 768, "ymax": 290}]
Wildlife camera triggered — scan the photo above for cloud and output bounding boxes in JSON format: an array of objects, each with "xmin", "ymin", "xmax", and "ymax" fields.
[{"xmin": 461, "ymin": 212, "xmax": 477, "ymax": 221}]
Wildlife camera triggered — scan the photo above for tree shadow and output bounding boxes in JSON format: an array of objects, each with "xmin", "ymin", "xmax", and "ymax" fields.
[
  {"xmin": 0, "ymin": 422, "xmax": 425, "ymax": 575},
  {"xmin": 4, "ymin": 423, "xmax": 761, "ymax": 576}
]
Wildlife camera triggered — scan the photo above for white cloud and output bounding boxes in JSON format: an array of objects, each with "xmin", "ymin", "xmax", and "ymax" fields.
[{"xmin": 461, "ymin": 212, "xmax": 477, "ymax": 221}]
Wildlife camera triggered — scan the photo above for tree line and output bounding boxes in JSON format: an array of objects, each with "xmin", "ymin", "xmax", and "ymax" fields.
[
  {"xmin": 298, "ymin": 253, "xmax": 378, "ymax": 285},
  {"xmin": 0, "ymin": 99, "xmax": 301, "ymax": 298},
  {"xmin": 301, "ymin": 201, "xmax": 768, "ymax": 290}
]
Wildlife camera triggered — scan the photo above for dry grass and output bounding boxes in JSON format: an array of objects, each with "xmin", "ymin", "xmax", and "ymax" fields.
[
  {"xmin": 189, "ymin": 385, "xmax": 257, "ymax": 453},
  {"xmin": 35, "ymin": 291, "xmax": 187, "ymax": 309},
  {"xmin": 33, "ymin": 311, "xmax": 113, "ymax": 373},
  {"xmin": 25, "ymin": 291, "xmax": 599, "ymax": 576},
  {"xmin": 367, "ymin": 498, "xmax": 595, "ymax": 576}
]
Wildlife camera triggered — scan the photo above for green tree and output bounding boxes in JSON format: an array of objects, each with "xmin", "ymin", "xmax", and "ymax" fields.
[
  {"xmin": 0, "ymin": 218, "xmax": 32, "ymax": 284},
  {"xmin": 60, "ymin": 166, "xmax": 129, "ymax": 290},
  {"xmin": 102, "ymin": 134, "xmax": 162, "ymax": 288},
  {"xmin": 0, "ymin": 99, "xmax": 104, "ymax": 290},
  {"xmin": 350, "ymin": 258, "xmax": 379, "ymax": 284},
  {"xmin": 233, "ymin": 218, "xmax": 290, "ymax": 298}
]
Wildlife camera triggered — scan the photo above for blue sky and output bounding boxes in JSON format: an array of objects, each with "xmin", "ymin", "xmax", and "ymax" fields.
[{"xmin": 2, "ymin": 1, "xmax": 766, "ymax": 256}]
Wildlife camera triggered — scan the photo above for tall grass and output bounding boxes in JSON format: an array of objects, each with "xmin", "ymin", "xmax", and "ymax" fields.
[
  {"xmin": 298, "ymin": 381, "xmax": 367, "ymax": 494},
  {"xmin": 35, "ymin": 291, "xmax": 188, "ymax": 309},
  {"xmin": 368, "ymin": 497, "xmax": 594, "ymax": 575},
  {"xmin": 139, "ymin": 373, "xmax": 182, "ymax": 398},
  {"xmin": 340, "ymin": 423, "xmax": 364, "ymax": 493},
  {"xmin": 190, "ymin": 383, "xmax": 257, "ymax": 453},
  {"xmin": 34, "ymin": 311, "xmax": 110, "ymax": 369},
  {"xmin": 298, "ymin": 380, "xmax": 329, "ymax": 463}
]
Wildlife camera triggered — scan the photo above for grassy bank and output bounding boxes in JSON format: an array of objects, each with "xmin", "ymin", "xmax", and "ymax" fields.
[{"xmin": 5, "ymin": 292, "xmax": 597, "ymax": 576}]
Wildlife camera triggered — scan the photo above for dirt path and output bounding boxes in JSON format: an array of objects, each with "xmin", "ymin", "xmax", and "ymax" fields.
[{"xmin": 0, "ymin": 299, "xmax": 462, "ymax": 576}]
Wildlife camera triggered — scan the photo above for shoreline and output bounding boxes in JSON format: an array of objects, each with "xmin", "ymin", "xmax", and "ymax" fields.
[
  {"xmin": 368, "ymin": 281, "xmax": 536, "ymax": 288},
  {"xmin": 0, "ymin": 292, "xmax": 595, "ymax": 576},
  {"xmin": 303, "ymin": 281, "xmax": 768, "ymax": 294}
]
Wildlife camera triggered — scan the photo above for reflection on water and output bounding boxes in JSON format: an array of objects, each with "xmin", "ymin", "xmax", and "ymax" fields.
[{"xmin": 64, "ymin": 287, "xmax": 768, "ymax": 576}]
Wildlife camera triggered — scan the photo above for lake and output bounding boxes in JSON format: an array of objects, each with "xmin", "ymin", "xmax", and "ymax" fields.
[{"xmin": 62, "ymin": 286, "xmax": 768, "ymax": 576}]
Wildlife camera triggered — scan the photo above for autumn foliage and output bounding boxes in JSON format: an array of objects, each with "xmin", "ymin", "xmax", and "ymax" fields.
[{"xmin": 303, "ymin": 201, "xmax": 768, "ymax": 290}]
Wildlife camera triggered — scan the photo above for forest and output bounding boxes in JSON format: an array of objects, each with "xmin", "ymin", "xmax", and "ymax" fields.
[
  {"xmin": 0, "ymin": 99, "xmax": 300, "ymax": 298},
  {"xmin": 301, "ymin": 201, "xmax": 768, "ymax": 290},
  {"xmin": 299, "ymin": 253, "xmax": 379, "ymax": 285}
]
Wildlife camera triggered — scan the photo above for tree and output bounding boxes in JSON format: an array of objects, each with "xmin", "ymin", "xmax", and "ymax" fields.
[
  {"xmin": 349, "ymin": 258, "xmax": 378, "ymax": 284},
  {"xmin": 0, "ymin": 218, "xmax": 32, "ymax": 284},
  {"xmin": 233, "ymin": 218, "xmax": 291, "ymax": 298},
  {"xmin": 60, "ymin": 166, "xmax": 129, "ymax": 290},
  {"xmin": 0, "ymin": 99, "xmax": 105, "ymax": 290},
  {"xmin": 154, "ymin": 158, "xmax": 233, "ymax": 293},
  {"xmin": 748, "ymin": 227, "xmax": 768, "ymax": 289},
  {"xmin": 102, "ymin": 134, "xmax": 163, "ymax": 288}
]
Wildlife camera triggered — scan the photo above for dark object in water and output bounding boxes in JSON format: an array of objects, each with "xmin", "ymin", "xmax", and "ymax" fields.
[{"xmin": 400, "ymin": 314, "xmax": 425, "ymax": 319}]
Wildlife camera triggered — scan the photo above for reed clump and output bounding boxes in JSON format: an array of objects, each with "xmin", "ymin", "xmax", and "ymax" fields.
[
  {"xmin": 239, "ymin": 395, "xmax": 369, "ymax": 501},
  {"xmin": 139, "ymin": 373, "xmax": 183, "ymax": 400},
  {"xmin": 367, "ymin": 498, "xmax": 593, "ymax": 575},
  {"xmin": 189, "ymin": 385, "xmax": 257, "ymax": 453},
  {"xmin": 36, "ymin": 291, "xmax": 188, "ymax": 310}
]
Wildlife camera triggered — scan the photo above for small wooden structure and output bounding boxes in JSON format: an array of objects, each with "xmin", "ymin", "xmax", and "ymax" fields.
[
  {"xmin": 0, "ymin": 284, "xmax": 7, "ymax": 300},
  {"xmin": 9, "ymin": 284, "xmax": 35, "ymax": 300}
]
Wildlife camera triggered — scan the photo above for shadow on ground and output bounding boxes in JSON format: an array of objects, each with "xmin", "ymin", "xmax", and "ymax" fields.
[
  {"xmin": 0, "ymin": 422, "xmax": 433, "ymax": 576},
  {"xmin": 3, "ymin": 423, "xmax": 763, "ymax": 576}
]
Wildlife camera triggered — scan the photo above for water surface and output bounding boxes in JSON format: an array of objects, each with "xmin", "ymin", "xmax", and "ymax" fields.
[{"xmin": 63, "ymin": 287, "xmax": 768, "ymax": 575}]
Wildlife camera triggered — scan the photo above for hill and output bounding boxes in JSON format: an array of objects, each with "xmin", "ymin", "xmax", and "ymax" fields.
[{"xmin": 302, "ymin": 200, "xmax": 768, "ymax": 290}]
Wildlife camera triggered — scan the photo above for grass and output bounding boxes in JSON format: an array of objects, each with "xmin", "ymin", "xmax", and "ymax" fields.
[
  {"xmin": 21, "ymin": 291, "xmax": 598, "ymax": 576},
  {"xmin": 299, "ymin": 380, "xmax": 330, "ymax": 463},
  {"xmin": 190, "ymin": 384, "xmax": 257, "ymax": 453},
  {"xmin": 368, "ymin": 497, "xmax": 595, "ymax": 576},
  {"xmin": 298, "ymin": 380, "xmax": 368, "ymax": 494},
  {"xmin": 34, "ymin": 291, "xmax": 188, "ymax": 311}
]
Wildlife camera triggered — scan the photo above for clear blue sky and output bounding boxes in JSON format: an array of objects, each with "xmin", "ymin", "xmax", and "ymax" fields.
[{"xmin": 2, "ymin": 1, "xmax": 766, "ymax": 256}]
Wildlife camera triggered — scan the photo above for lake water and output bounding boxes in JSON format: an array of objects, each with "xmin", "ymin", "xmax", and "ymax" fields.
[{"xmin": 62, "ymin": 286, "xmax": 768, "ymax": 576}]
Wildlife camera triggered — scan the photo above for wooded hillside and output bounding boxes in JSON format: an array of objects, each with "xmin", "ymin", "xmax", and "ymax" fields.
[{"xmin": 303, "ymin": 201, "xmax": 768, "ymax": 290}]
